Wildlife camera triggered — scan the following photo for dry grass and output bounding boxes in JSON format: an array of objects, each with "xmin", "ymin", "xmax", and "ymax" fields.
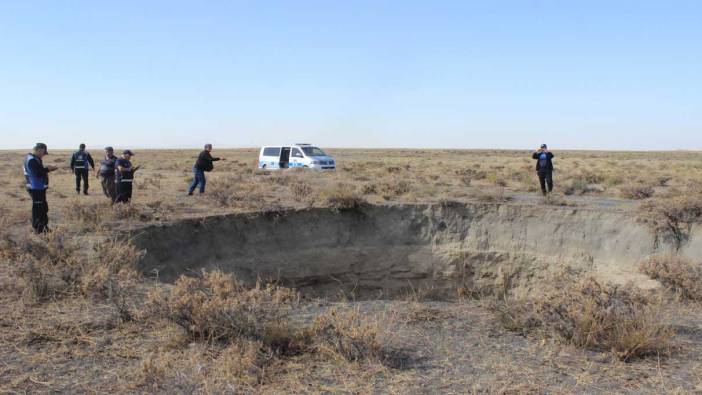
[
  {"xmin": 491, "ymin": 277, "xmax": 675, "ymax": 361},
  {"xmin": 315, "ymin": 183, "xmax": 367, "ymax": 209},
  {"xmin": 640, "ymin": 254, "xmax": 702, "ymax": 301},
  {"xmin": 2, "ymin": 148, "xmax": 702, "ymax": 393},
  {"xmin": 6, "ymin": 229, "xmax": 143, "ymax": 308},
  {"xmin": 144, "ymin": 270, "xmax": 300, "ymax": 347}
]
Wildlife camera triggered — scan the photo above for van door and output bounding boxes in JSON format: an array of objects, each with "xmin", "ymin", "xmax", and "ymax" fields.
[
  {"xmin": 279, "ymin": 147, "xmax": 291, "ymax": 169},
  {"xmin": 290, "ymin": 148, "xmax": 304, "ymax": 168}
]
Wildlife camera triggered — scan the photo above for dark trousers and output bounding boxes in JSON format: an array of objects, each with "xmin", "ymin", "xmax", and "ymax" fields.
[
  {"xmin": 188, "ymin": 166, "xmax": 206, "ymax": 194},
  {"xmin": 101, "ymin": 174, "xmax": 117, "ymax": 202},
  {"xmin": 27, "ymin": 189, "xmax": 49, "ymax": 233},
  {"xmin": 75, "ymin": 169, "xmax": 89, "ymax": 192},
  {"xmin": 115, "ymin": 181, "xmax": 133, "ymax": 203},
  {"xmin": 538, "ymin": 171, "xmax": 553, "ymax": 195}
]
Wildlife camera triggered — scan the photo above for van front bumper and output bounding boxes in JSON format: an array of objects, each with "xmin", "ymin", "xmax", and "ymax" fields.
[{"xmin": 309, "ymin": 164, "xmax": 336, "ymax": 170}]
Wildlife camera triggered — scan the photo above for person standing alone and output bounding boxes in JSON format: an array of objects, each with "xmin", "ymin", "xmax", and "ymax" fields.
[
  {"xmin": 23, "ymin": 143, "xmax": 58, "ymax": 233},
  {"xmin": 532, "ymin": 144, "xmax": 555, "ymax": 195},
  {"xmin": 96, "ymin": 146, "xmax": 118, "ymax": 202},
  {"xmin": 188, "ymin": 144, "xmax": 225, "ymax": 195},
  {"xmin": 70, "ymin": 143, "xmax": 95, "ymax": 195},
  {"xmin": 114, "ymin": 150, "xmax": 140, "ymax": 203}
]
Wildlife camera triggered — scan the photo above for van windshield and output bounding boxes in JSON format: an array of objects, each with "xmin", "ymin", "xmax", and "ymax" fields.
[{"xmin": 301, "ymin": 146, "xmax": 326, "ymax": 156}]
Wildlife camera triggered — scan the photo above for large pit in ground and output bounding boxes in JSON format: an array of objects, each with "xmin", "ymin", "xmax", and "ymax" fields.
[{"xmin": 132, "ymin": 202, "xmax": 702, "ymax": 297}]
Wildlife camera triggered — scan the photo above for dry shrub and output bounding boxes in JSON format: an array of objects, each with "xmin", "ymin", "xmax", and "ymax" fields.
[
  {"xmin": 11, "ymin": 229, "xmax": 82, "ymax": 302},
  {"xmin": 491, "ymin": 277, "xmax": 674, "ymax": 361},
  {"xmin": 454, "ymin": 168, "xmax": 479, "ymax": 186},
  {"xmin": 309, "ymin": 308, "xmax": 385, "ymax": 363},
  {"xmin": 316, "ymin": 184, "xmax": 367, "ymax": 209},
  {"xmin": 379, "ymin": 180, "xmax": 411, "ymax": 199},
  {"xmin": 640, "ymin": 254, "xmax": 702, "ymax": 301},
  {"xmin": 361, "ymin": 182, "xmax": 378, "ymax": 195},
  {"xmin": 145, "ymin": 270, "xmax": 301, "ymax": 349},
  {"xmin": 290, "ymin": 181, "xmax": 313, "ymax": 200},
  {"xmin": 80, "ymin": 238, "xmax": 144, "ymax": 304},
  {"xmin": 144, "ymin": 270, "xmax": 397, "ymax": 372},
  {"xmin": 638, "ymin": 195, "xmax": 702, "ymax": 249},
  {"xmin": 620, "ymin": 183, "xmax": 655, "ymax": 200},
  {"xmin": 9, "ymin": 230, "xmax": 143, "ymax": 306}
]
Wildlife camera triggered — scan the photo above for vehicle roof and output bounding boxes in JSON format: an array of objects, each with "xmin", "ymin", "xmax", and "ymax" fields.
[{"xmin": 261, "ymin": 144, "xmax": 319, "ymax": 148}]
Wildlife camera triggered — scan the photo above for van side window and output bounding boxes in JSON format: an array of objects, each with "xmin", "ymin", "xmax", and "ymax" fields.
[
  {"xmin": 263, "ymin": 147, "xmax": 281, "ymax": 157},
  {"xmin": 291, "ymin": 148, "xmax": 303, "ymax": 158}
]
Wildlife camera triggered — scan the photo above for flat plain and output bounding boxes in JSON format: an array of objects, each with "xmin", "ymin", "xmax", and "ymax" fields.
[{"xmin": 1, "ymin": 148, "xmax": 702, "ymax": 394}]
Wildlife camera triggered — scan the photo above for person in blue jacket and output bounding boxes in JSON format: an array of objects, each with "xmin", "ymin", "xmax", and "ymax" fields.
[
  {"xmin": 23, "ymin": 143, "xmax": 58, "ymax": 233},
  {"xmin": 532, "ymin": 144, "xmax": 555, "ymax": 195}
]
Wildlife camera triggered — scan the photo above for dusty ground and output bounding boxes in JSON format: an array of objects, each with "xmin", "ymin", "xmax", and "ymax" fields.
[{"xmin": 1, "ymin": 148, "xmax": 702, "ymax": 393}]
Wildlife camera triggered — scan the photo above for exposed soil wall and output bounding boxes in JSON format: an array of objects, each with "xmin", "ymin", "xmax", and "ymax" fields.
[{"xmin": 132, "ymin": 202, "xmax": 700, "ymax": 297}]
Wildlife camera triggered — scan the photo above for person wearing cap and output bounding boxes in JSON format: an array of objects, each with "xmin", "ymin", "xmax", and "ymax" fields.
[
  {"xmin": 96, "ymin": 146, "xmax": 118, "ymax": 202},
  {"xmin": 114, "ymin": 150, "xmax": 140, "ymax": 203},
  {"xmin": 532, "ymin": 144, "xmax": 555, "ymax": 195},
  {"xmin": 23, "ymin": 143, "xmax": 58, "ymax": 233},
  {"xmin": 188, "ymin": 144, "xmax": 225, "ymax": 195},
  {"xmin": 70, "ymin": 143, "xmax": 95, "ymax": 195}
]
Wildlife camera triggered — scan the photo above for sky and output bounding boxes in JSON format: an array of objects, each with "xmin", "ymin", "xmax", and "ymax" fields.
[{"xmin": 0, "ymin": 0, "xmax": 700, "ymax": 150}]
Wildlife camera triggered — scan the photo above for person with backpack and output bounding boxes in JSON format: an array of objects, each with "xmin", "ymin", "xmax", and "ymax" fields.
[
  {"xmin": 70, "ymin": 143, "xmax": 95, "ymax": 195},
  {"xmin": 532, "ymin": 144, "xmax": 555, "ymax": 195},
  {"xmin": 23, "ymin": 143, "xmax": 58, "ymax": 233},
  {"xmin": 188, "ymin": 144, "xmax": 225, "ymax": 195}
]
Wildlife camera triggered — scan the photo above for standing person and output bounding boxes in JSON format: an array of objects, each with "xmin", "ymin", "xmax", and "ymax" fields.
[
  {"xmin": 188, "ymin": 144, "xmax": 225, "ymax": 195},
  {"xmin": 114, "ymin": 150, "xmax": 140, "ymax": 204},
  {"xmin": 532, "ymin": 144, "xmax": 555, "ymax": 195},
  {"xmin": 23, "ymin": 143, "xmax": 58, "ymax": 233},
  {"xmin": 70, "ymin": 143, "xmax": 95, "ymax": 195},
  {"xmin": 96, "ymin": 146, "xmax": 118, "ymax": 202}
]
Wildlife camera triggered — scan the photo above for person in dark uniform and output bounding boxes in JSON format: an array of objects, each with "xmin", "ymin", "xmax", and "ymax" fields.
[
  {"xmin": 114, "ymin": 150, "xmax": 140, "ymax": 204},
  {"xmin": 188, "ymin": 144, "xmax": 225, "ymax": 195},
  {"xmin": 96, "ymin": 146, "xmax": 118, "ymax": 202},
  {"xmin": 532, "ymin": 143, "xmax": 555, "ymax": 195},
  {"xmin": 23, "ymin": 143, "xmax": 58, "ymax": 233},
  {"xmin": 70, "ymin": 143, "xmax": 95, "ymax": 195}
]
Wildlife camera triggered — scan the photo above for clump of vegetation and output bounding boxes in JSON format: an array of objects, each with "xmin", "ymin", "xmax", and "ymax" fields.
[
  {"xmin": 290, "ymin": 181, "xmax": 313, "ymax": 200},
  {"xmin": 145, "ymin": 270, "xmax": 396, "ymax": 368},
  {"xmin": 310, "ymin": 308, "xmax": 385, "ymax": 363},
  {"xmin": 620, "ymin": 183, "xmax": 655, "ymax": 200},
  {"xmin": 316, "ymin": 184, "xmax": 367, "ymax": 209},
  {"xmin": 637, "ymin": 195, "xmax": 702, "ymax": 250},
  {"xmin": 144, "ymin": 270, "xmax": 300, "ymax": 347},
  {"xmin": 8, "ymin": 230, "xmax": 143, "ymax": 307},
  {"xmin": 377, "ymin": 180, "xmax": 411, "ymax": 199},
  {"xmin": 491, "ymin": 277, "xmax": 674, "ymax": 361},
  {"xmin": 640, "ymin": 254, "xmax": 702, "ymax": 301}
]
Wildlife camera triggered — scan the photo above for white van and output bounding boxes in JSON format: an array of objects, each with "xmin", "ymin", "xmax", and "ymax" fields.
[{"xmin": 258, "ymin": 144, "xmax": 336, "ymax": 170}]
